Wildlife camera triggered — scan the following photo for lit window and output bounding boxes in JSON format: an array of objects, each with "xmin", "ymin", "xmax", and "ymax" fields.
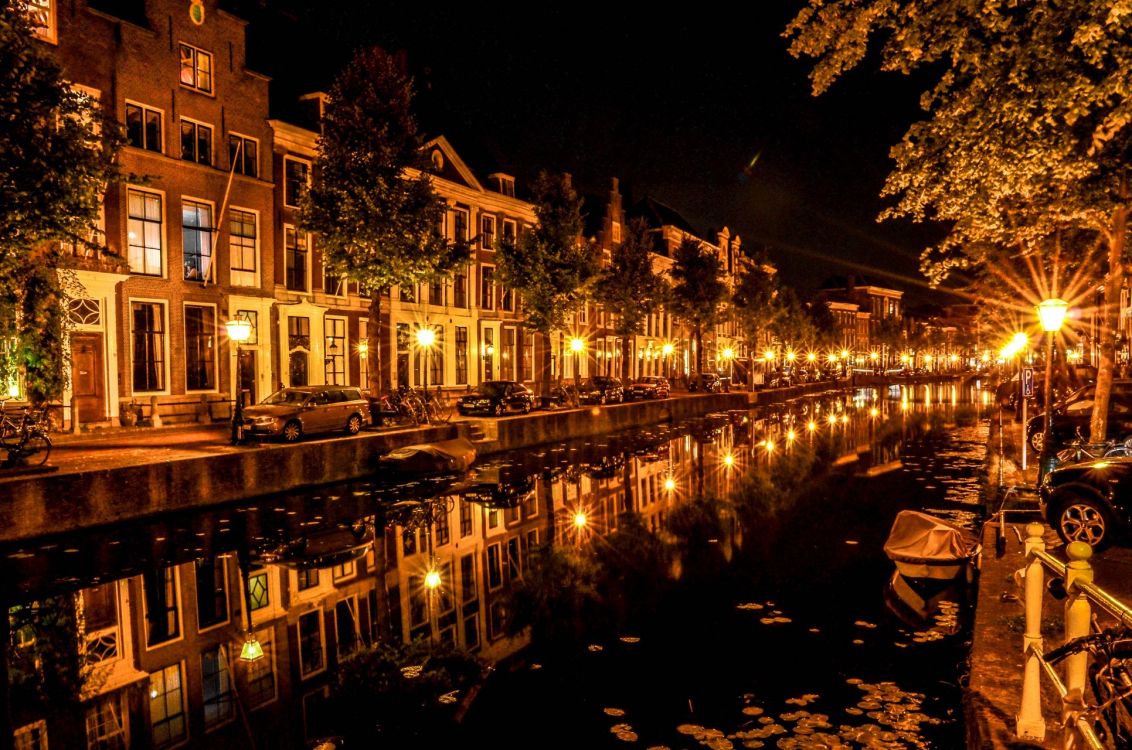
[
  {"xmin": 149, "ymin": 663, "xmax": 186, "ymax": 747},
  {"xmin": 181, "ymin": 200, "xmax": 213, "ymax": 281},
  {"xmin": 179, "ymin": 43, "xmax": 213, "ymax": 94},
  {"xmin": 127, "ymin": 189, "xmax": 163, "ymax": 276},
  {"xmin": 229, "ymin": 209, "xmax": 257, "ymax": 285},
  {"xmin": 24, "ymin": 0, "xmax": 55, "ymax": 44}
]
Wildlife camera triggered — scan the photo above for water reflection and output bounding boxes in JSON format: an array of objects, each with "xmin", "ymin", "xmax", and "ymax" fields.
[{"xmin": 0, "ymin": 383, "xmax": 989, "ymax": 748}]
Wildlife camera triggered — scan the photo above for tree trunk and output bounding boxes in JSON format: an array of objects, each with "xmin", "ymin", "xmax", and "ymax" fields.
[
  {"xmin": 368, "ymin": 290, "xmax": 385, "ymax": 395},
  {"xmin": 694, "ymin": 325, "xmax": 704, "ymax": 375},
  {"xmin": 621, "ymin": 333, "xmax": 631, "ymax": 382},
  {"xmin": 1090, "ymin": 204, "xmax": 1129, "ymax": 443},
  {"xmin": 539, "ymin": 330, "xmax": 553, "ymax": 401}
]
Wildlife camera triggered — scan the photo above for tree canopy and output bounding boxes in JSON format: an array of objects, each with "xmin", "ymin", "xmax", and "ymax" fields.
[
  {"xmin": 593, "ymin": 218, "xmax": 669, "ymax": 380},
  {"xmin": 730, "ymin": 259, "xmax": 782, "ymax": 351},
  {"xmin": 668, "ymin": 237, "xmax": 728, "ymax": 374},
  {"xmin": 786, "ymin": 0, "xmax": 1132, "ymax": 441},
  {"xmin": 0, "ymin": 7, "xmax": 120, "ymax": 402},
  {"xmin": 303, "ymin": 45, "xmax": 463, "ymax": 392}
]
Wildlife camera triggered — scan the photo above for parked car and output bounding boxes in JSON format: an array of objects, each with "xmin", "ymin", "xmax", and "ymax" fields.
[
  {"xmin": 766, "ymin": 369, "xmax": 792, "ymax": 388},
  {"xmin": 578, "ymin": 376, "xmax": 624, "ymax": 405},
  {"xmin": 456, "ymin": 380, "xmax": 535, "ymax": 416},
  {"xmin": 687, "ymin": 372, "xmax": 722, "ymax": 393},
  {"xmin": 1040, "ymin": 456, "xmax": 1132, "ymax": 550},
  {"xmin": 1025, "ymin": 380, "xmax": 1132, "ymax": 452},
  {"xmin": 628, "ymin": 376, "xmax": 670, "ymax": 400},
  {"xmin": 244, "ymin": 385, "xmax": 372, "ymax": 442}
]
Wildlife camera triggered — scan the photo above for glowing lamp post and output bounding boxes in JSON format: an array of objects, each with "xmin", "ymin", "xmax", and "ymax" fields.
[
  {"xmin": 226, "ymin": 316, "xmax": 252, "ymax": 445},
  {"xmin": 570, "ymin": 337, "xmax": 585, "ymax": 393},
  {"xmin": 722, "ymin": 347, "xmax": 734, "ymax": 388},
  {"xmin": 1038, "ymin": 298, "xmax": 1069, "ymax": 481},
  {"xmin": 662, "ymin": 342, "xmax": 674, "ymax": 379},
  {"xmin": 417, "ymin": 326, "xmax": 436, "ymax": 420}
]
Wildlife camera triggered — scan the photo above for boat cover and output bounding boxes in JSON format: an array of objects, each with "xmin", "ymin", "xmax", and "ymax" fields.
[
  {"xmin": 379, "ymin": 438, "xmax": 477, "ymax": 474},
  {"xmin": 883, "ymin": 510, "xmax": 980, "ymax": 569}
]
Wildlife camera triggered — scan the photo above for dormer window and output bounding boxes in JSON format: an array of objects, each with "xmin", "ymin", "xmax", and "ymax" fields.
[{"xmin": 489, "ymin": 173, "xmax": 515, "ymax": 197}]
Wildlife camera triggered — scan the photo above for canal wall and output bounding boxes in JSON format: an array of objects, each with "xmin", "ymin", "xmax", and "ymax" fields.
[{"xmin": 0, "ymin": 393, "xmax": 745, "ymax": 543}]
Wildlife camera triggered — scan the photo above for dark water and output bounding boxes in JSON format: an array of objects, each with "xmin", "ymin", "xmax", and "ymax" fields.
[{"xmin": 0, "ymin": 382, "xmax": 991, "ymax": 749}]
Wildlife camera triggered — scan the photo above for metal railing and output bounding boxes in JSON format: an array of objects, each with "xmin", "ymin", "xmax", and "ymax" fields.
[{"xmin": 1016, "ymin": 522, "xmax": 1132, "ymax": 748}]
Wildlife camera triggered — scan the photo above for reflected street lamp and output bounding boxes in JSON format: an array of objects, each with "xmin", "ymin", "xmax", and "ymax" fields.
[
  {"xmin": 1038, "ymin": 299, "xmax": 1069, "ymax": 481},
  {"xmin": 226, "ymin": 315, "xmax": 252, "ymax": 445},
  {"xmin": 570, "ymin": 337, "xmax": 585, "ymax": 393},
  {"xmin": 237, "ymin": 551, "xmax": 264, "ymax": 663}
]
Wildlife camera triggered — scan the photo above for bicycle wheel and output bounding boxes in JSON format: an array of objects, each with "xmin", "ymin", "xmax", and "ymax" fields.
[{"xmin": 19, "ymin": 432, "xmax": 50, "ymax": 467}]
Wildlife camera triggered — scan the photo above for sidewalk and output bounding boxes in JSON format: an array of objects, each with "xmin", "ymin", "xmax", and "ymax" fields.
[{"xmin": 966, "ymin": 407, "xmax": 1132, "ymax": 749}]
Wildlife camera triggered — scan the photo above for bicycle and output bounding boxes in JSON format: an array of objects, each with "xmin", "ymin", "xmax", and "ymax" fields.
[
  {"xmin": 0, "ymin": 404, "xmax": 52, "ymax": 468},
  {"xmin": 1055, "ymin": 429, "xmax": 1132, "ymax": 467},
  {"xmin": 1045, "ymin": 626, "xmax": 1132, "ymax": 747}
]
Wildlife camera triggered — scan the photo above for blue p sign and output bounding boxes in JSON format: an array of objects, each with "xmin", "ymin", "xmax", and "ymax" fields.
[{"xmin": 1022, "ymin": 367, "xmax": 1035, "ymax": 397}]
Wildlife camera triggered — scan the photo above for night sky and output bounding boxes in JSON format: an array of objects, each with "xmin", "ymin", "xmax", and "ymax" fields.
[{"xmin": 244, "ymin": 1, "xmax": 959, "ymax": 306}]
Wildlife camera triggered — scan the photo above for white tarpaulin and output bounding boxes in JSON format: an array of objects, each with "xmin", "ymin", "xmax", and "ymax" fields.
[{"xmin": 884, "ymin": 510, "xmax": 981, "ymax": 580}]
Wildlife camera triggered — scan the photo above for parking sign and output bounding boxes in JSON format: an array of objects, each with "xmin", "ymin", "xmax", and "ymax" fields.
[{"xmin": 1022, "ymin": 367, "xmax": 1035, "ymax": 397}]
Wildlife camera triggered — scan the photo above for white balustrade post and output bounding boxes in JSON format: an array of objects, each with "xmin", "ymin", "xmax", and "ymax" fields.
[
  {"xmin": 1017, "ymin": 522, "xmax": 1047, "ymax": 741},
  {"xmin": 1062, "ymin": 541, "xmax": 1094, "ymax": 747}
]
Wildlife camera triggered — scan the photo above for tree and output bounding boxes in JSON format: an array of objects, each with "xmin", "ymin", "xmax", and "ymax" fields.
[
  {"xmin": 303, "ymin": 46, "xmax": 463, "ymax": 395},
  {"xmin": 669, "ymin": 237, "xmax": 728, "ymax": 376},
  {"xmin": 0, "ymin": 7, "xmax": 120, "ymax": 403},
  {"xmin": 730, "ymin": 259, "xmax": 783, "ymax": 355},
  {"xmin": 497, "ymin": 172, "xmax": 599, "ymax": 399},
  {"xmin": 769, "ymin": 288, "xmax": 817, "ymax": 353},
  {"xmin": 786, "ymin": 0, "xmax": 1132, "ymax": 442},
  {"xmin": 593, "ymin": 218, "xmax": 669, "ymax": 381}
]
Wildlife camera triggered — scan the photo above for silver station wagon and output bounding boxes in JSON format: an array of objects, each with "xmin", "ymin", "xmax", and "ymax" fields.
[{"xmin": 244, "ymin": 385, "xmax": 372, "ymax": 442}]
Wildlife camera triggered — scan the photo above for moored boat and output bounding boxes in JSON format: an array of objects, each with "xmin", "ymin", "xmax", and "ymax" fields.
[{"xmin": 883, "ymin": 510, "xmax": 981, "ymax": 582}]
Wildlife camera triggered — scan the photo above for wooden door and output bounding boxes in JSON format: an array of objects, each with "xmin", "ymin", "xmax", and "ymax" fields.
[{"xmin": 71, "ymin": 333, "xmax": 105, "ymax": 423}]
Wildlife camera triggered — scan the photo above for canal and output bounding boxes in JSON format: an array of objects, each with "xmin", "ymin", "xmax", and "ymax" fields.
[{"xmin": 0, "ymin": 383, "xmax": 991, "ymax": 749}]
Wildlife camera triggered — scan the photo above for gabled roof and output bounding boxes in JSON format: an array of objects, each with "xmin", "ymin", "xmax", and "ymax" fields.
[
  {"xmin": 629, "ymin": 196, "xmax": 699, "ymax": 238},
  {"xmin": 423, "ymin": 136, "xmax": 484, "ymax": 192}
]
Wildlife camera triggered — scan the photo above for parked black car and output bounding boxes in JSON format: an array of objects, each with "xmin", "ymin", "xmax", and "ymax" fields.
[
  {"xmin": 687, "ymin": 372, "xmax": 722, "ymax": 393},
  {"xmin": 577, "ymin": 376, "xmax": 624, "ymax": 405},
  {"xmin": 456, "ymin": 381, "xmax": 535, "ymax": 416},
  {"xmin": 628, "ymin": 376, "xmax": 670, "ymax": 400},
  {"xmin": 1025, "ymin": 380, "xmax": 1132, "ymax": 452},
  {"xmin": 1040, "ymin": 456, "xmax": 1132, "ymax": 550}
]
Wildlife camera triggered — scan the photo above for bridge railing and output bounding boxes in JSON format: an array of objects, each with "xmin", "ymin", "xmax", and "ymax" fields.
[{"xmin": 1015, "ymin": 522, "xmax": 1132, "ymax": 748}]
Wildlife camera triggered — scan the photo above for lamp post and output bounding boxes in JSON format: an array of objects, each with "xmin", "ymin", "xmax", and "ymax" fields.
[
  {"xmin": 570, "ymin": 337, "xmax": 585, "ymax": 393},
  {"xmin": 417, "ymin": 326, "xmax": 435, "ymax": 420},
  {"xmin": 662, "ymin": 342, "xmax": 674, "ymax": 380},
  {"xmin": 482, "ymin": 343, "xmax": 494, "ymax": 383},
  {"xmin": 226, "ymin": 315, "xmax": 252, "ymax": 445},
  {"xmin": 722, "ymin": 347, "xmax": 734, "ymax": 389},
  {"xmin": 1038, "ymin": 298, "xmax": 1069, "ymax": 481}
]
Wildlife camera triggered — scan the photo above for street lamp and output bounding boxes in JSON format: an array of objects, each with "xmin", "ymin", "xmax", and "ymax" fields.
[
  {"xmin": 722, "ymin": 347, "xmax": 734, "ymax": 387},
  {"xmin": 482, "ymin": 343, "xmax": 494, "ymax": 382},
  {"xmin": 662, "ymin": 342, "xmax": 674, "ymax": 379},
  {"xmin": 1038, "ymin": 298, "xmax": 1069, "ymax": 480},
  {"xmin": 226, "ymin": 315, "xmax": 252, "ymax": 445},
  {"xmin": 570, "ymin": 337, "xmax": 585, "ymax": 392},
  {"xmin": 237, "ymin": 551, "xmax": 264, "ymax": 663},
  {"xmin": 417, "ymin": 326, "xmax": 435, "ymax": 420}
]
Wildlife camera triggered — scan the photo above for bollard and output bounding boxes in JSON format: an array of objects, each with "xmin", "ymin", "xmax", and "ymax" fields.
[
  {"xmin": 1016, "ymin": 522, "xmax": 1047, "ymax": 741},
  {"xmin": 149, "ymin": 395, "xmax": 162, "ymax": 428},
  {"xmin": 1062, "ymin": 541, "xmax": 1093, "ymax": 746}
]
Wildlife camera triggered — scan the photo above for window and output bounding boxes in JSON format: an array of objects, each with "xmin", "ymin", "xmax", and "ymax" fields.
[
  {"xmin": 298, "ymin": 610, "xmax": 325, "ymax": 678},
  {"xmin": 143, "ymin": 566, "xmax": 179, "ymax": 645},
  {"xmin": 13, "ymin": 721, "xmax": 47, "ymax": 750},
  {"xmin": 436, "ymin": 505, "xmax": 450, "ymax": 546},
  {"xmin": 359, "ymin": 320, "xmax": 369, "ymax": 388},
  {"xmin": 502, "ymin": 219, "xmax": 517, "ymax": 245},
  {"xmin": 522, "ymin": 331, "xmax": 535, "ymax": 382},
  {"xmin": 228, "ymin": 134, "xmax": 258, "ymax": 177},
  {"xmin": 455, "ymin": 327, "xmax": 468, "ymax": 385},
  {"xmin": 202, "ymin": 646, "xmax": 234, "ymax": 727},
  {"xmin": 460, "ymin": 553, "xmax": 476, "ymax": 602},
  {"xmin": 25, "ymin": 0, "xmax": 55, "ymax": 43},
  {"xmin": 501, "ymin": 286, "xmax": 513, "ymax": 312},
  {"xmin": 324, "ymin": 264, "xmax": 344, "ymax": 296},
  {"xmin": 195, "ymin": 557, "xmax": 228, "ymax": 628},
  {"xmin": 335, "ymin": 599, "xmax": 358, "ymax": 658},
  {"xmin": 428, "ymin": 326, "xmax": 444, "ymax": 386},
  {"xmin": 248, "ymin": 570, "xmax": 269, "ymax": 611},
  {"xmin": 184, "ymin": 305, "xmax": 216, "ymax": 391},
  {"xmin": 285, "ymin": 226, "xmax": 309, "ymax": 292},
  {"xmin": 459, "ymin": 499, "xmax": 473, "ymax": 537},
  {"xmin": 396, "ymin": 323, "xmax": 410, "ymax": 389},
  {"xmin": 486, "ymin": 544, "xmax": 502, "ymax": 590},
  {"xmin": 399, "ymin": 284, "xmax": 416, "ymax": 303},
  {"xmin": 480, "ymin": 214, "xmax": 495, "ymax": 249},
  {"xmin": 324, "ymin": 318, "xmax": 346, "ymax": 385},
  {"xmin": 229, "ymin": 209, "xmax": 257, "ymax": 286},
  {"xmin": 480, "ymin": 267, "xmax": 495, "ymax": 310},
  {"xmin": 297, "ymin": 568, "xmax": 319, "ymax": 591},
  {"xmin": 86, "ymin": 696, "xmax": 127, "ymax": 750},
  {"xmin": 243, "ymin": 629, "xmax": 275, "ymax": 707},
  {"xmin": 483, "ymin": 328, "xmax": 494, "ymax": 380},
  {"xmin": 408, "ymin": 574, "xmax": 427, "ymax": 627},
  {"xmin": 125, "ymin": 103, "xmax": 162, "ymax": 153},
  {"xmin": 179, "ymin": 119, "xmax": 211, "ymax": 165},
  {"xmin": 453, "ymin": 208, "xmax": 469, "ymax": 244},
  {"xmin": 179, "ymin": 43, "xmax": 213, "ymax": 94},
  {"xmin": 182, "ymin": 200, "xmax": 213, "ymax": 280},
  {"xmin": 429, "ymin": 280, "xmax": 444, "ymax": 306},
  {"xmin": 149, "ymin": 663, "xmax": 186, "ymax": 747},
  {"xmin": 127, "ymin": 189, "xmax": 162, "ymax": 275},
  {"xmin": 131, "ymin": 302, "xmax": 165, "ymax": 392},
  {"xmin": 453, "ymin": 270, "xmax": 468, "ymax": 308},
  {"xmin": 507, "ymin": 537, "xmax": 521, "ymax": 579},
  {"xmin": 501, "ymin": 328, "xmax": 516, "ymax": 381},
  {"xmin": 284, "ymin": 158, "xmax": 310, "ymax": 208},
  {"xmin": 331, "ymin": 561, "xmax": 355, "ymax": 581}
]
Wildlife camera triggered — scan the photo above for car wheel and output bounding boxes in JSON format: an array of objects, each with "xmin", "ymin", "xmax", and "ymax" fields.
[
  {"xmin": 1030, "ymin": 431, "xmax": 1044, "ymax": 453},
  {"xmin": 599, "ymin": 394, "xmax": 607, "ymax": 405},
  {"xmin": 282, "ymin": 420, "xmax": 302, "ymax": 443},
  {"xmin": 346, "ymin": 414, "xmax": 363, "ymax": 435},
  {"xmin": 1053, "ymin": 493, "xmax": 1115, "ymax": 550},
  {"xmin": 493, "ymin": 402, "xmax": 504, "ymax": 417}
]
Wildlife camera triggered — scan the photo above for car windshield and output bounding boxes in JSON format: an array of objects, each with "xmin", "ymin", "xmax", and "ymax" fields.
[
  {"xmin": 476, "ymin": 382, "xmax": 507, "ymax": 398},
  {"xmin": 263, "ymin": 389, "xmax": 309, "ymax": 406}
]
